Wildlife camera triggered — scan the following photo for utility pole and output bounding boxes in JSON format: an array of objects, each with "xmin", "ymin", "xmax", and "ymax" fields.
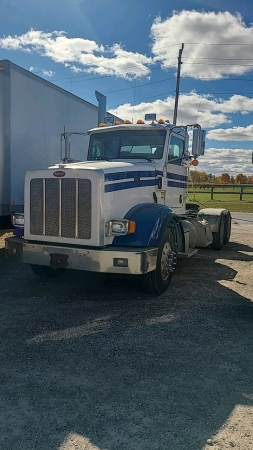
[{"xmin": 173, "ymin": 43, "xmax": 184, "ymax": 125}]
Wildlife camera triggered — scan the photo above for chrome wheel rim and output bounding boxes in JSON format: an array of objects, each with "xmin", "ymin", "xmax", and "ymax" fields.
[{"xmin": 160, "ymin": 242, "xmax": 176, "ymax": 281}]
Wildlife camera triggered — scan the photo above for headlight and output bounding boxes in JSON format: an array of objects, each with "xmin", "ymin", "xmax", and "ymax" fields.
[
  {"xmin": 12, "ymin": 214, "xmax": 24, "ymax": 228},
  {"xmin": 106, "ymin": 219, "xmax": 136, "ymax": 236}
]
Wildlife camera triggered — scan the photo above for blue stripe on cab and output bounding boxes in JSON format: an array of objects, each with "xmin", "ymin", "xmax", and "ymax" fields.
[
  {"xmin": 104, "ymin": 170, "xmax": 155, "ymax": 182},
  {"xmin": 167, "ymin": 172, "xmax": 188, "ymax": 182},
  {"xmin": 105, "ymin": 179, "xmax": 157, "ymax": 193},
  {"xmin": 167, "ymin": 180, "xmax": 187, "ymax": 189}
]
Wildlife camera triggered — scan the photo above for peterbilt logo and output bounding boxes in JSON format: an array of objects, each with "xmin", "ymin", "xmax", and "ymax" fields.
[{"xmin": 53, "ymin": 171, "xmax": 66, "ymax": 177}]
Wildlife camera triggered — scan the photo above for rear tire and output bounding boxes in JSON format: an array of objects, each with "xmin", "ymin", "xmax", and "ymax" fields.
[
  {"xmin": 142, "ymin": 226, "xmax": 177, "ymax": 295},
  {"xmin": 30, "ymin": 264, "xmax": 66, "ymax": 278},
  {"xmin": 223, "ymin": 211, "xmax": 231, "ymax": 244},
  {"xmin": 211, "ymin": 214, "xmax": 225, "ymax": 250}
]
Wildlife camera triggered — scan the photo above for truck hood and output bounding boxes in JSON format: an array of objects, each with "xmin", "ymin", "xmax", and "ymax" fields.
[{"xmin": 48, "ymin": 160, "xmax": 157, "ymax": 175}]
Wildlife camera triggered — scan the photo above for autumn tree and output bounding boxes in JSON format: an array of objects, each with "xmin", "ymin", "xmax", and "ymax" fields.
[
  {"xmin": 219, "ymin": 173, "xmax": 230, "ymax": 184},
  {"xmin": 189, "ymin": 170, "xmax": 200, "ymax": 183},
  {"xmin": 236, "ymin": 173, "xmax": 247, "ymax": 184},
  {"xmin": 199, "ymin": 172, "xmax": 208, "ymax": 183}
]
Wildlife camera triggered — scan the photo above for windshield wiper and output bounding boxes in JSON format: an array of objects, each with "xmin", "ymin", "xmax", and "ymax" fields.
[
  {"xmin": 119, "ymin": 156, "xmax": 154, "ymax": 162},
  {"xmin": 89, "ymin": 156, "xmax": 110, "ymax": 161}
]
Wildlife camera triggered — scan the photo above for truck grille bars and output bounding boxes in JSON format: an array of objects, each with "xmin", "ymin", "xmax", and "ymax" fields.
[{"xmin": 30, "ymin": 178, "xmax": 92, "ymax": 239}]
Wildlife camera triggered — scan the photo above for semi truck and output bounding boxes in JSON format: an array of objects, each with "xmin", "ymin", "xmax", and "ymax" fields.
[
  {"xmin": 0, "ymin": 59, "xmax": 115, "ymax": 227},
  {"xmin": 5, "ymin": 114, "xmax": 231, "ymax": 294}
]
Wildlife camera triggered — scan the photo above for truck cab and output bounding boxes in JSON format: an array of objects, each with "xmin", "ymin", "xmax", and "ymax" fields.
[{"xmin": 6, "ymin": 115, "xmax": 231, "ymax": 295}]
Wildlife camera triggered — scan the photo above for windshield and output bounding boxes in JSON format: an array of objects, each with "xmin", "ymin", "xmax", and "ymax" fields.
[{"xmin": 87, "ymin": 129, "xmax": 166, "ymax": 160}]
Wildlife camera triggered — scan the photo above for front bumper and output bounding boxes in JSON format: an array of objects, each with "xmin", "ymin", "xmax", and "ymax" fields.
[{"xmin": 5, "ymin": 237, "xmax": 158, "ymax": 275}]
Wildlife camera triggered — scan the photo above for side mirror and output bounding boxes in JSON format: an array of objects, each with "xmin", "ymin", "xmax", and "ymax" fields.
[{"xmin": 192, "ymin": 129, "xmax": 206, "ymax": 157}]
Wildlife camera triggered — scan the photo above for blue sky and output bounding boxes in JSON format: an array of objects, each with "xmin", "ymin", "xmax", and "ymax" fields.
[{"xmin": 1, "ymin": 0, "xmax": 253, "ymax": 175}]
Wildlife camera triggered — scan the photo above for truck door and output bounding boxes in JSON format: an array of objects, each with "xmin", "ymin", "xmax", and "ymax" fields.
[{"xmin": 165, "ymin": 133, "xmax": 187, "ymax": 214}]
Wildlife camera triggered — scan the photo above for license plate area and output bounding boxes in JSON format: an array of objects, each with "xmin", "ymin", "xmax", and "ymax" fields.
[{"xmin": 50, "ymin": 253, "xmax": 69, "ymax": 269}]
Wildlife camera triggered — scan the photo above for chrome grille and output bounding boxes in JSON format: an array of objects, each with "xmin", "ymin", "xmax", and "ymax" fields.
[
  {"xmin": 45, "ymin": 179, "xmax": 59, "ymax": 237},
  {"xmin": 30, "ymin": 178, "xmax": 92, "ymax": 239},
  {"xmin": 61, "ymin": 179, "xmax": 76, "ymax": 239},
  {"xmin": 30, "ymin": 179, "xmax": 43, "ymax": 235},
  {"xmin": 78, "ymin": 179, "xmax": 92, "ymax": 239}
]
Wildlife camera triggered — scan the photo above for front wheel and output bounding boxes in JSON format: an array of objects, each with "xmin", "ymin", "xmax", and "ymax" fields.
[
  {"xmin": 142, "ymin": 228, "xmax": 177, "ymax": 295},
  {"xmin": 30, "ymin": 264, "xmax": 66, "ymax": 278}
]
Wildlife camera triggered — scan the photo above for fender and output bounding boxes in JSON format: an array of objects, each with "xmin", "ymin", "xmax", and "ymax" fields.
[{"xmin": 112, "ymin": 203, "xmax": 184, "ymax": 250}]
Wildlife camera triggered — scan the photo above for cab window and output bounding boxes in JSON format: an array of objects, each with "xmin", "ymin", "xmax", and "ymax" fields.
[{"xmin": 168, "ymin": 135, "xmax": 184, "ymax": 165}]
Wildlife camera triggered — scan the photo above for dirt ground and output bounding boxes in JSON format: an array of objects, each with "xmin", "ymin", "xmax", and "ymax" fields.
[{"xmin": 0, "ymin": 214, "xmax": 253, "ymax": 450}]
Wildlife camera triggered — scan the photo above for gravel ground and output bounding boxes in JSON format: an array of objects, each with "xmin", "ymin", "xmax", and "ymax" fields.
[{"xmin": 0, "ymin": 214, "xmax": 253, "ymax": 450}]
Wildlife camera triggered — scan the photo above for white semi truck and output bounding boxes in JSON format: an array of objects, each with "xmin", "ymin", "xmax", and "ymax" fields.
[{"xmin": 6, "ymin": 114, "xmax": 231, "ymax": 294}]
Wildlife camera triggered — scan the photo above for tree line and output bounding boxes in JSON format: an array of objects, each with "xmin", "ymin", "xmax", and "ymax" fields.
[{"xmin": 189, "ymin": 171, "xmax": 253, "ymax": 184}]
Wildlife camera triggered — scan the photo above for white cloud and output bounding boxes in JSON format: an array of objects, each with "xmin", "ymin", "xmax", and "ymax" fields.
[
  {"xmin": 218, "ymin": 95, "xmax": 253, "ymax": 115},
  {"xmin": 0, "ymin": 29, "xmax": 153, "ymax": 79},
  {"xmin": 109, "ymin": 92, "xmax": 232, "ymax": 128},
  {"xmin": 42, "ymin": 70, "xmax": 54, "ymax": 77},
  {"xmin": 151, "ymin": 10, "xmax": 253, "ymax": 80},
  {"xmin": 207, "ymin": 125, "xmax": 253, "ymax": 141},
  {"xmin": 199, "ymin": 148, "xmax": 253, "ymax": 175},
  {"xmin": 110, "ymin": 91, "xmax": 253, "ymax": 129}
]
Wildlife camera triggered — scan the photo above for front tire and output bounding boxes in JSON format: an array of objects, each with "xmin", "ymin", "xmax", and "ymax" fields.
[
  {"xmin": 30, "ymin": 264, "xmax": 66, "ymax": 278},
  {"xmin": 142, "ymin": 227, "xmax": 177, "ymax": 295}
]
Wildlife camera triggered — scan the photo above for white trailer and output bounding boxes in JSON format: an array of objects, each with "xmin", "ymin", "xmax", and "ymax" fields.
[
  {"xmin": 6, "ymin": 114, "xmax": 231, "ymax": 294},
  {"xmin": 0, "ymin": 59, "xmax": 115, "ymax": 227}
]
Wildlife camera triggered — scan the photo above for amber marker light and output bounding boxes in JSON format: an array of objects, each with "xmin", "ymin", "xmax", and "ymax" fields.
[{"xmin": 128, "ymin": 221, "xmax": 136, "ymax": 233}]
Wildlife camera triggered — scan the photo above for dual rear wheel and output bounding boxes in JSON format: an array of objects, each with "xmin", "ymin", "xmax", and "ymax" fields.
[{"xmin": 211, "ymin": 211, "xmax": 231, "ymax": 250}]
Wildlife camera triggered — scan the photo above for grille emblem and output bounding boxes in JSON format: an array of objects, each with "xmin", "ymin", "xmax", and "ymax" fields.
[{"xmin": 53, "ymin": 171, "xmax": 66, "ymax": 177}]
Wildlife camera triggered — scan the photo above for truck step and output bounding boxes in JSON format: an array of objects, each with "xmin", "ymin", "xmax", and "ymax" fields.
[{"xmin": 178, "ymin": 249, "xmax": 198, "ymax": 259}]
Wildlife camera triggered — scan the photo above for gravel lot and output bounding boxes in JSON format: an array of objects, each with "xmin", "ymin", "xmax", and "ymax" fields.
[{"xmin": 0, "ymin": 214, "xmax": 253, "ymax": 450}]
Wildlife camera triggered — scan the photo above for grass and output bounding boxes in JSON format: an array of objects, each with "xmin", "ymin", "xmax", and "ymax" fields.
[{"xmin": 187, "ymin": 190, "xmax": 253, "ymax": 213}]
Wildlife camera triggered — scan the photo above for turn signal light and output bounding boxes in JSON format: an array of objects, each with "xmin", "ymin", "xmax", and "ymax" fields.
[
  {"xmin": 128, "ymin": 220, "xmax": 136, "ymax": 234},
  {"xmin": 137, "ymin": 119, "xmax": 144, "ymax": 124},
  {"xmin": 192, "ymin": 159, "xmax": 199, "ymax": 166},
  {"xmin": 158, "ymin": 118, "xmax": 165, "ymax": 123},
  {"xmin": 124, "ymin": 119, "xmax": 131, "ymax": 124}
]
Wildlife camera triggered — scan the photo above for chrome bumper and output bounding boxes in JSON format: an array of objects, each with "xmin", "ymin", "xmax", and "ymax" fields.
[{"xmin": 5, "ymin": 237, "xmax": 158, "ymax": 275}]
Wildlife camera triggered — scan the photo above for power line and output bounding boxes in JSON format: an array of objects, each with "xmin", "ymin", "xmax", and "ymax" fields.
[
  {"xmin": 182, "ymin": 76, "xmax": 253, "ymax": 81},
  {"xmin": 185, "ymin": 42, "xmax": 253, "ymax": 46},
  {"xmin": 185, "ymin": 58, "xmax": 253, "ymax": 61},
  {"xmin": 108, "ymin": 89, "xmax": 253, "ymax": 109},
  {"xmin": 107, "ymin": 91, "xmax": 176, "ymax": 109},
  {"xmin": 100, "ymin": 76, "xmax": 176, "ymax": 95},
  {"xmin": 31, "ymin": 41, "xmax": 253, "ymax": 76},
  {"xmin": 183, "ymin": 63, "xmax": 253, "ymax": 66}
]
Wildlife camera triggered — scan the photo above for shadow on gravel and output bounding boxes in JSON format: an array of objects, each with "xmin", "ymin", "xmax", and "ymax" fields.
[{"xmin": 0, "ymin": 241, "xmax": 253, "ymax": 450}]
